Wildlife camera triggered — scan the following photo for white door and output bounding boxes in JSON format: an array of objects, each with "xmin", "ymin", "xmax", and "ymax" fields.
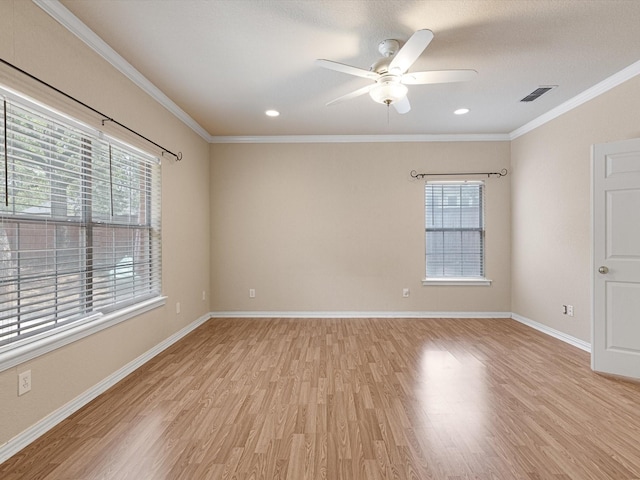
[{"xmin": 592, "ymin": 138, "xmax": 640, "ymax": 378}]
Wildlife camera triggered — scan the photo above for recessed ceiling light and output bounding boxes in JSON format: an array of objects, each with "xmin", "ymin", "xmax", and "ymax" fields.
[
  {"xmin": 454, "ymin": 108, "xmax": 470, "ymax": 115},
  {"xmin": 265, "ymin": 110, "xmax": 280, "ymax": 117}
]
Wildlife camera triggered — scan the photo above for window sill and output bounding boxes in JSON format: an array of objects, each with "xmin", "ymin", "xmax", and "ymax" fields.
[
  {"xmin": 422, "ymin": 278, "xmax": 492, "ymax": 286},
  {"xmin": 0, "ymin": 296, "xmax": 166, "ymax": 373}
]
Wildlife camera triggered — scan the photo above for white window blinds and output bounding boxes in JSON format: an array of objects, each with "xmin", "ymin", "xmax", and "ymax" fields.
[
  {"xmin": 425, "ymin": 181, "xmax": 484, "ymax": 278},
  {"xmin": 0, "ymin": 89, "xmax": 161, "ymax": 348}
]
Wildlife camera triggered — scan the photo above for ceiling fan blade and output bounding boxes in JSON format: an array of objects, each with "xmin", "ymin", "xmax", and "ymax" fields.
[
  {"xmin": 315, "ymin": 59, "xmax": 379, "ymax": 80},
  {"xmin": 326, "ymin": 84, "xmax": 374, "ymax": 106},
  {"xmin": 393, "ymin": 96, "xmax": 411, "ymax": 114},
  {"xmin": 402, "ymin": 69, "xmax": 478, "ymax": 85},
  {"xmin": 388, "ymin": 29, "xmax": 434, "ymax": 74}
]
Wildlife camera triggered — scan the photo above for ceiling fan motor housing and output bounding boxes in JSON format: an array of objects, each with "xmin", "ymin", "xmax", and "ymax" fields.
[
  {"xmin": 370, "ymin": 57, "xmax": 391, "ymax": 74},
  {"xmin": 378, "ymin": 38, "xmax": 400, "ymax": 57}
]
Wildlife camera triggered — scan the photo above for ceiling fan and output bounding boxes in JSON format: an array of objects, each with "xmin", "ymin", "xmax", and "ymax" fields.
[{"xmin": 316, "ymin": 29, "xmax": 477, "ymax": 114}]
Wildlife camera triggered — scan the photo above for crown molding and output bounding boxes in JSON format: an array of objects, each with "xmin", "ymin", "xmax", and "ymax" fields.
[
  {"xmin": 26, "ymin": 1, "xmax": 509, "ymax": 146},
  {"xmin": 33, "ymin": 0, "xmax": 640, "ymax": 146},
  {"xmin": 510, "ymin": 59, "xmax": 640, "ymax": 140},
  {"xmin": 210, "ymin": 133, "xmax": 511, "ymax": 144},
  {"xmin": 32, "ymin": 0, "xmax": 212, "ymax": 143}
]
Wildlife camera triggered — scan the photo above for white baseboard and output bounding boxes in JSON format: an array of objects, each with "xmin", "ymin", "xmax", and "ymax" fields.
[
  {"xmin": 210, "ymin": 311, "xmax": 513, "ymax": 319},
  {"xmin": 0, "ymin": 313, "xmax": 211, "ymax": 465},
  {"xmin": 511, "ymin": 313, "xmax": 591, "ymax": 352}
]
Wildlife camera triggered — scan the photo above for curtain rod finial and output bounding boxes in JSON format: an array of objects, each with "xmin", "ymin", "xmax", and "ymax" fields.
[{"xmin": 161, "ymin": 151, "xmax": 182, "ymax": 161}]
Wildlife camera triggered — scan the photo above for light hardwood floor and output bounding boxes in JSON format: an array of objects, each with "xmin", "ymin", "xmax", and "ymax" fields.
[{"xmin": 2, "ymin": 317, "xmax": 640, "ymax": 479}]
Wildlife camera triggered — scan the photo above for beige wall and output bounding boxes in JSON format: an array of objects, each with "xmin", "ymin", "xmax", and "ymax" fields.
[
  {"xmin": 210, "ymin": 141, "xmax": 511, "ymax": 313},
  {"xmin": 511, "ymin": 74, "xmax": 640, "ymax": 342},
  {"xmin": 4, "ymin": 0, "xmax": 638, "ymax": 456},
  {"xmin": 0, "ymin": 1, "xmax": 210, "ymax": 445}
]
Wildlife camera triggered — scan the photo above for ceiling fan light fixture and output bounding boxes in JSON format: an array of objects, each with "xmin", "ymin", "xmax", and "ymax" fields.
[{"xmin": 369, "ymin": 80, "xmax": 408, "ymax": 105}]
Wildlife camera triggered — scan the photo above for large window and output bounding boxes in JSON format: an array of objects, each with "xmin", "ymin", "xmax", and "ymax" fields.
[
  {"xmin": 0, "ymin": 88, "xmax": 161, "ymax": 350},
  {"xmin": 424, "ymin": 181, "xmax": 485, "ymax": 280}
]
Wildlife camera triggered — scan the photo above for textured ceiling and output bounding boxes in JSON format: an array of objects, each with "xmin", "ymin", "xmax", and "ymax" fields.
[{"xmin": 57, "ymin": 0, "xmax": 640, "ymax": 138}]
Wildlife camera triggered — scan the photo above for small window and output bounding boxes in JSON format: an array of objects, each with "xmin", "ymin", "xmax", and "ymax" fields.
[{"xmin": 424, "ymin": 181, "xmax": 486, "ymax": 281}]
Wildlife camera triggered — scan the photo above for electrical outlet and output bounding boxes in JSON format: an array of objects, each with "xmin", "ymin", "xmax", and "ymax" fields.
[
  {"xmin": 567, "ymin": 305, "xmax": 574, "ymax": 317},
  {"xmin": 18, "ymin": 370, "xmax": 31, "ymax": 396},
  {"xmin": 176, "ymin": 302, "xmax": 181, "ymax": 314},
  {"xmin": 402, "ymin": 288, "xmax": 410, "ymax": 298},
  {"xmin": 202, "ymin": 290, "xmax": 206, "ymax": 301},
  {"xmin": 249, "ymin": 288, "xmax": 256, "ymax": 298}
]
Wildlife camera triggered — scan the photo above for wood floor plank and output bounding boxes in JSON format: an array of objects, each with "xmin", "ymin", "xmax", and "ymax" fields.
[{"xmin": 3, "ymin": 318, "xmax": 640, "ymax": 479}]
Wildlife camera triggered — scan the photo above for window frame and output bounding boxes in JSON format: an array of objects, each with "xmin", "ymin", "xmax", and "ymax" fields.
[
  {"xmin": 422, "ymin": 180, "xmax": 491, "ymax": 286},
  {"xmin": 0, "ymin": 86, "xmax": 165, "ymax": 373}
]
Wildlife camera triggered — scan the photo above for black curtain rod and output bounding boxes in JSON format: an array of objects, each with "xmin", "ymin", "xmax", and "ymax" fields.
[
  {"xmin": 410, "ymin": 168, "xmax": 508, "ymax": 179},
  {"xmin": 0, "ymin": 57, "xmax": 182, "ymax": 161}
]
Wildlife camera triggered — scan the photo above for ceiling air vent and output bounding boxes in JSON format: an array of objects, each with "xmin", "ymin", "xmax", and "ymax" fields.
[{"xmin": 520, "ymin": 85, "xmax": 557, "ymax": 102}]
